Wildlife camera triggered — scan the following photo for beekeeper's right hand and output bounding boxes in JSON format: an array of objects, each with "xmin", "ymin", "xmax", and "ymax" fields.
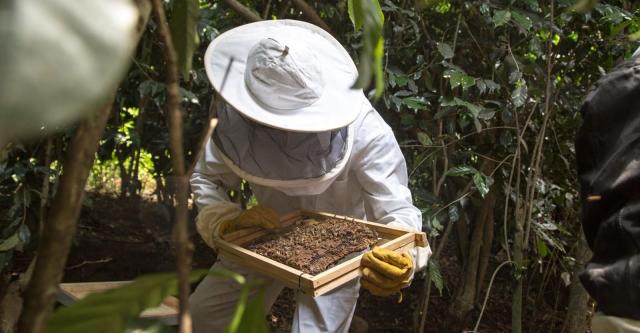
[
  {"xmin": 219, "ymin": 205, "xmax": 280, "ymax": 235},
  {"xmin": 195, "ymin": 202, "xmax": 280, "ymax": 248}
]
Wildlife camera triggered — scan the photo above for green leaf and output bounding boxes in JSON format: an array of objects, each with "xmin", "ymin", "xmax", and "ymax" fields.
[
  {"xmin": 537, "ymin": 238, "xmax": 549, "ymax": 258},
  {"xmin": 443, "ymin": 69, "xmax": 475, "ymax": 90},
  {"xmin": 235, "ymin": 290, "xmax": 269, "ymax": 333},
  {"xmin": 437, "ymin": 42, "xmax": 454, "ymax": 59},
  {"xmin": 47, "ymin": 270, "xmax": 236, "ymax": 333},
  {"xmin": 0, "ymin": 232, "xmax": 20, "ymax": 251},
  {"xmin": 473, "ymin": 172, "xmax": 490, "ymax": 198},
  {"xmin": 493, "ymin": 10, "xmax": 511, "ymax": 27},
  {"xmin": 448, "ymin": 205, "xmax": 460, "ymax": 222},
  {"xmin": 568, "ymin": 0, "xmax": 599, "ymax": 13},
  {"xmin": 350, "ymin": 0, "xmax": 385, "ymax": 98},
  {"xmin": 428, "ymin": 261, "xmax": 445, "ymax": 296},
  {"xmin": 511, "ymin": 11, "xmax": 533, "ymax": 31},
  {"xmin": 347, "ymin": 0, "xmax": 361, "ymax": 30},
  {"xmin": 402, "ymin": 96, "xmax": 429, "ymax": 110},
  {"xmin": 169, "ymin": 0, "xmax": 200, "ymax": 78},
  {"xmin": 441, "ymin": 97, "xmax": 482, "ymax": 118},
  {"xmin": 416, "ymin": 131, "xmax": 433, "ymax": 146},
  {"xmin": 511, "ymin": 85, "xmax": 528, "ymax": 107},
  {"xmin": 446, "ymin": 165, "xmax": 478, "ymax": 177}
]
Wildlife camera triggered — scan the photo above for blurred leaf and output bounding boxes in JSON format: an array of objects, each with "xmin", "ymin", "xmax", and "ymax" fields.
[
  {"xmin": 417, "ymin": 131, "xmax": 433, "ymax": 146},
  {"xmin": 234, "ymin": 291, "xmax": 269, "ymax": 333},
  {"xmin": 169, "ymin": 0, "xmax": 200, "ymax": 78},
  {"xmin": 512, "ymin": 11, "xmax": 533, "ymax": 31},
  {"xmin": 350, "ymin": 0, "xmax": 385, "ymax": 98},
  {"xmin": 568, "ymin": 0, "xmax": 599, "ymax": 13},
  {"xmin": 493, "ymin": 10, "xmax": 511, "ymax": 27},
  {"xmin": 437, "ymin": 42, "xmax": 454, "ymax": 59},
  {"xmin": 47, "ymin": 269, "xmax": 242, "ymax": 333}
]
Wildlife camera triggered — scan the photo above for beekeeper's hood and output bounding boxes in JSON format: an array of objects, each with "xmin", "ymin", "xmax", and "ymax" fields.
[{"xmin": 203, "ymin": 20, "xmax": 363, "ymax": 195}]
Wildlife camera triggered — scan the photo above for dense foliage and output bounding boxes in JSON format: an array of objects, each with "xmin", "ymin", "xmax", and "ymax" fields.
[{"xmin": 1, "ymin": 0, "xmax": 640, "ymax": 332}]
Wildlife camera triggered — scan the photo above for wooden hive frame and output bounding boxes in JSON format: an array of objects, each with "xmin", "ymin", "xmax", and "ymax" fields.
[{"xmin": 213, "ymin": 210, "xmax": 428, "ymax": 297}]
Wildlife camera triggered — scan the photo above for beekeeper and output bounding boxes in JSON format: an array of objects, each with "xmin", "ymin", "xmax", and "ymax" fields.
[{"xmin": 189, "ymin": 19, "xmax": 431, "ymax": 333}]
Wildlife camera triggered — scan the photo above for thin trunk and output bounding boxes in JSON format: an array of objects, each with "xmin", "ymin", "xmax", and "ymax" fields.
[
  {"xmin": 17, "ymin": 2, "xmax": 151, "ymax": 330},
  {"xmin": 448, "ymin": 187, "xmax": 496, "ymax": 332},
  {"xmin": 150, "ymin": 1, "xmax": 193, "ymax": 332},
  {"xmin": 17, "ymin": 98, "xmax": 115, "ymax": 333},
  {"xmin": 511, "ymin": 201, "xmax": 525, "ymax": 333},
  {"xmin": 562, "ymin": 233, "xmax": 592, "ymax": 333}
]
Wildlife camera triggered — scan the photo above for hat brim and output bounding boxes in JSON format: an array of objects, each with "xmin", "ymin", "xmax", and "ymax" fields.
[{"xmin": 204, "ymin": 20, "xmax": 363, "ymax": 132}]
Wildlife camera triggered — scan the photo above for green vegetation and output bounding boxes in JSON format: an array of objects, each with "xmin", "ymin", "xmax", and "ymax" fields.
[{"xmin": 1, "ymin": 0, "xmax": 639, "ymax": 332}]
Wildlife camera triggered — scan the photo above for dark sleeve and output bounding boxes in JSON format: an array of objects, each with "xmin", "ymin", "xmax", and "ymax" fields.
[{"xmin": 575, "ymin": 56, "xmax": 640, "ymax": 320}]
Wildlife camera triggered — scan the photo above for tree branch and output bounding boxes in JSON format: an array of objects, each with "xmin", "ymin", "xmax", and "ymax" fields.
[
  {"xmin": 150, "ymin": 1, "xmax": 194, "ymax": 332},
  {"xmin": 290, "ymin": 0, "xmax": 334, "ymax": 36},
  {"xmin": 17, "ymin": 98, "xmax": 116, "ymax": 333},
  {"xmin": 223, "ymin": 0, "xmax": 262, "ymax": 22}
]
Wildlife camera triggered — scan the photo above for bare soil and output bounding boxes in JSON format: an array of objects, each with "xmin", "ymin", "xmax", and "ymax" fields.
[
  {"xmin": 9, "ymin": 194, "xmax": 568, "ymax": 332},
  {"xmin": 247, "ymin": 217, "xmax": 378, "ymax": 275}
]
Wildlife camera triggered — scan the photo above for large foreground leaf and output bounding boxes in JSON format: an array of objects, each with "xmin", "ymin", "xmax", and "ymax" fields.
[
  {"xmin": 169, "ymin": 0, "xmax": 200, "ymax": 78},
  {"xmin": 47, "ymin": 270, "xmax": 227, "ymax": 333}
]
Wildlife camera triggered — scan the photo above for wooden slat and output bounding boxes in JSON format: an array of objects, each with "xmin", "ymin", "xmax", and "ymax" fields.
[{"xmin": 301, "ymin": 210, "xmax": 427, "ymax": 241}]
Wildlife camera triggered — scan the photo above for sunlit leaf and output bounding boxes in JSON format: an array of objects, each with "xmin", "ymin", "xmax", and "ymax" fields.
[
  {"xmin": 537, "ymin": 238, "xmax": 549, "ymax": 258},
  {"xmin": 443, "ymin": 69, "xmax": 476, "ymax": 90}
]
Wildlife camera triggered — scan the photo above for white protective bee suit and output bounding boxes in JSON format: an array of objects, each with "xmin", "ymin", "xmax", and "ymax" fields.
[{"xmin": 189, "ymin": 19, "xmax": 430, "ymax": 333}]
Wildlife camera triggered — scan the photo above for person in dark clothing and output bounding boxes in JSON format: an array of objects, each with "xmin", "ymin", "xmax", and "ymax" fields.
[{"xmin": 576, "ymin": 53, "xmax": 640, "ymax": 332}]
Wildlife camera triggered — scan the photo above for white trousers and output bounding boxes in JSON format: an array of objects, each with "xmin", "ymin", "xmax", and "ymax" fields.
[{"xmin": 189, "ymin": 256, "xmax": 360, "ymax": 333}]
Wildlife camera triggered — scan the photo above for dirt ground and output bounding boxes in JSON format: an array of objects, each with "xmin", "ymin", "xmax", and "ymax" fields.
[{"xmin": 16, "ymin": 194, "xmax": 571, "ymax": 332}]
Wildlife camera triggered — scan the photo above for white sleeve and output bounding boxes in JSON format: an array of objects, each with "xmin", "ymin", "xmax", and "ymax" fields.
[
  {"xmin": 353, "ymin": 111, "xmax": 431, "ymax": 270},
  {"xmin": 353, "ymin": 115, "xmax": 422, "ymax": 231},
  {"xmin": 190, "ymin": 136, "xmax": 242, "ymax": 210}
]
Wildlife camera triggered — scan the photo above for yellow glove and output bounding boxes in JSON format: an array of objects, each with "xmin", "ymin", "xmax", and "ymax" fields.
[
  {"xmin": 361, "ymin": 247, "xmax": 413, "ymax": 299},
  {"xmin": 219, "ymin": 205, "xmax": 280, "ymax": 235}
]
